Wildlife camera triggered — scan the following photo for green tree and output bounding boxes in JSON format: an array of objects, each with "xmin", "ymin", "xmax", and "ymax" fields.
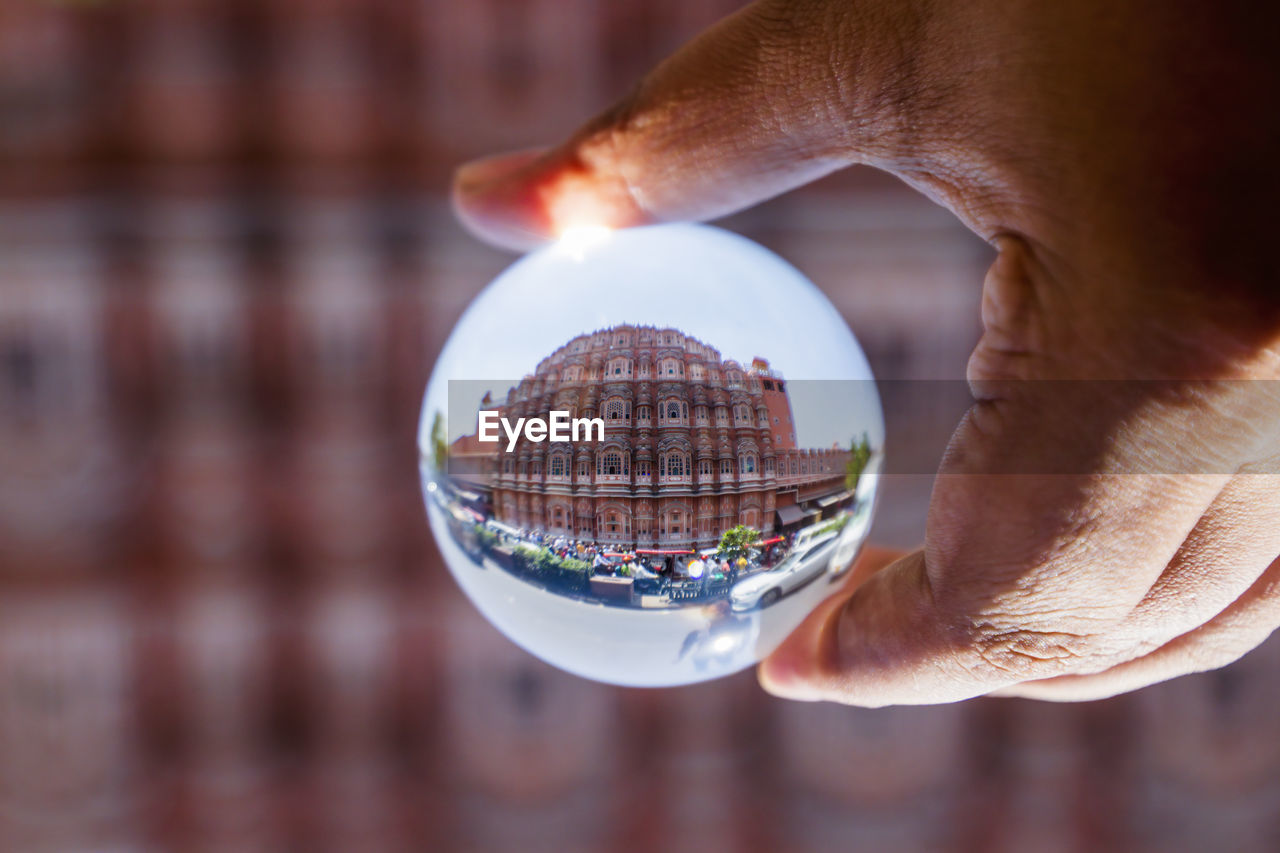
[
  {"xmin": 430, "ymin": 410, "xmax": 449, "ymax": 474},
  {"xmin": 845, "ymin": 432, "xmax": 873, "ymax": 491},
  {"xmin": 512, "ymin": 545, "xmax": 540, "ymax": 574},
  {"xmin": 716, "ymin": 524, "xmax": 760, "ymax": 563}
]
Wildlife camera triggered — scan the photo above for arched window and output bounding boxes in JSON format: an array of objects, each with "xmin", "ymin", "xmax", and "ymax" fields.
[
  {"xmin": 699, "ymin": 459, "xmax": 712, "ymax": 477},
  {"xmin": 549, "ymin": 454, "xmax": 567, "ymax": 477},
  {"xmin": 579, "ymin": 460, "xmax": 590, "ymax": 478},
  {"xmin": 720, "ymin": 458, "xmax": 733, "ymax": 476},
  {"xmin": 662, "ymin": 453, "xmax": 687, "ymax": 478},
  {"xmin": 660, "ymin": 400, "xmax": 688, "ymax": 425},
  {"xmin": 597, "ymin": 451, "xmax": 627, "ymax": 476},
  {"xmin": 740, "ymin": 454, "xmax": 757, "ymax": 474},
  {"xmin": 604, "ymin": 399, "xmax": 629, "ymax": 422}
]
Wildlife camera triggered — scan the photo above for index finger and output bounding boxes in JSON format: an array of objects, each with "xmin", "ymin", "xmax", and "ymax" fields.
[{"xmin": 451, "ymin": 0, "xmax": 915, "ymax": 250}]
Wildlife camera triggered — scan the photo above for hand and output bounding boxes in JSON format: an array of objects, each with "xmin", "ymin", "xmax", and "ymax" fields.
[{"xmin": 452, "ymin": 0, "xmax": 1280, "ymax": 704}]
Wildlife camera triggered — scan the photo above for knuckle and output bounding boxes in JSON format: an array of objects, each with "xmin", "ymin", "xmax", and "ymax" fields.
[
  {"xmin": 967, "ymin": 625, "xmax": 1097, "ymax": 678},
  {"xmin": 939, "ymin": 602, "xmax": 1128, "ymax": 681}
]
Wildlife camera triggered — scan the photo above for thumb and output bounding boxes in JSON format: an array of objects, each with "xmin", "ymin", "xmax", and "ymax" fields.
[
  {"xmin": 758, "ymin": 551, "xmax": 979, "ymax": 706},
  {"xmin": 452, "ymin": 0, "xmax": 928, "ymax": 250}
]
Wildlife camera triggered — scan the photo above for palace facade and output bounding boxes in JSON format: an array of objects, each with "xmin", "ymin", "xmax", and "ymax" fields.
[{"xmin": 460, "ymin": 325, "xmax": 851, "ymax": 549}]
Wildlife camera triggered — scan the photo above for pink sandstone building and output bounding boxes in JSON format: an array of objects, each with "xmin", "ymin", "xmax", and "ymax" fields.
[{"xmin": 454, "ymin": 324, "xmax": 852, "ymax": 549}]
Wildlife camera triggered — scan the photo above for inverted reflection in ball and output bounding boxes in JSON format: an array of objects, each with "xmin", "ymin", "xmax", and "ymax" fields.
[{"xmin": 420, "ymin": 224, "xmax": 882, "ymax": 686}]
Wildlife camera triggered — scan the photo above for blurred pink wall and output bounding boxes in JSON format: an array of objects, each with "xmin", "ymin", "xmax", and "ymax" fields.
[{"xmin": 0, "ymin": 1, "xmax": 1276, "ymax": 851}]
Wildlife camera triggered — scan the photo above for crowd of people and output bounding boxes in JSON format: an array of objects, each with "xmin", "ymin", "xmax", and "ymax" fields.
[{"xmin": 490, "ymin": 523, "xmax": 797, "ymax": 591}]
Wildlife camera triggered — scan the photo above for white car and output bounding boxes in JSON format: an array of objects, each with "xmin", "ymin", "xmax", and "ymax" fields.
[{"xmin": 729, "ymin": 533, "xmax": 840, "ymax": 611}]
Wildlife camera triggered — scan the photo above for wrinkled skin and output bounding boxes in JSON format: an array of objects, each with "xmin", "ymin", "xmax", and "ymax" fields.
[{"xmin": 452, "ymin": 0, "xmax": 1280, "ymax": 705}]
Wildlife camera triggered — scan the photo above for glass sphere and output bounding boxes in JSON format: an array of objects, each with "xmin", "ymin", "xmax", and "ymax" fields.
[{"xmin": 419, "ymin": 223, "xmax": 883, "ymax": 686}]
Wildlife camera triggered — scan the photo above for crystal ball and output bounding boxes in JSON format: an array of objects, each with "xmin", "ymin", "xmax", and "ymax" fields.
[{"xmin": 420, "ymin": 223, "xmax": 882, "ymax": 686}]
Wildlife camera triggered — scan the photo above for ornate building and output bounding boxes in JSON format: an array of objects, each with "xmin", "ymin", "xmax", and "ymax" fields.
[{"xmin": 477, "ymin": 325, "xmax": 851, "ymax": 548}]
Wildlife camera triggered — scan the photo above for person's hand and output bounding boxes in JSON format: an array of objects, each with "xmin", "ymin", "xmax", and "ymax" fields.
[{"xmin": 452, "ymin": 0, "xmax": 1280, "ymax": 704}]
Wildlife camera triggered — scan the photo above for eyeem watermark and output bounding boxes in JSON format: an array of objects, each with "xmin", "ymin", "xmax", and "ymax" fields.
[{"xmin": 477, "ymin": 410, "xmax": 605, "ymax": 452}]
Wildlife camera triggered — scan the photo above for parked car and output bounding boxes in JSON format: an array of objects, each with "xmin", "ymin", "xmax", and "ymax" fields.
[{"xmin": 729, "ymin": 532, "xmax": 840, "ymax": 611}]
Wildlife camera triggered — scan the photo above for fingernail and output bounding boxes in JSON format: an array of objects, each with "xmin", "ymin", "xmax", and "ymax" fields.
[
  {"xmin": 757, "ymin": 629, "xmax": 827, "ymax": 702},
  {"xmin": 454, "ymin": 149, "xmax": 545, "ymax": 195},
  {"xmin": 758, "ymin": 662, "xmax": 824, "ymax": 701}
]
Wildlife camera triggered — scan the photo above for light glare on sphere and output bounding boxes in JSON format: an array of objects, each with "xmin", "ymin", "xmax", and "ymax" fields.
[{"xmin": 419, "ymin": 223, "xmax": 883, "ymax": 686}]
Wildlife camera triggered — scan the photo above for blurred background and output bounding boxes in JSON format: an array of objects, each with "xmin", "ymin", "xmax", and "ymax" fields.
[{"xmin": 1, "ymin": 0, "xmax": 1278, "ymax": 850}]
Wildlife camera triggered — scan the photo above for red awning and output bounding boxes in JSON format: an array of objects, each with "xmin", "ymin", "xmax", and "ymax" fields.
[
  {"xmin": 635, "ymin": 549, "xmax": 694, "ymax": 555},
  {"xmin": 759, "ymin": 536, "xmax": 784, "ymax": 546}
]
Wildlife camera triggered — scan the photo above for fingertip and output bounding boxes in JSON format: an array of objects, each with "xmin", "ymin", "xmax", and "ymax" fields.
[
  {"xmin": 757, "ymin": 546, "xmax": 913, "ymax": 702},
  {"xmin": 452, "ymin": 143, "xmax": 655, "ymax": 252},
  {"xmin": 757, "ymin": 578, "xmax": 860, "ymax": 703},
  {"xmin": 757, "ymin": 626, "xmax": 828, "ymax": 702},
  {"xmin": 452, "ymin": 149, "xmax": 555, "ymax": 252},
  {"xmin": 759, "ymin": 550, "xmax": 1000, "ymax": 707}
]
